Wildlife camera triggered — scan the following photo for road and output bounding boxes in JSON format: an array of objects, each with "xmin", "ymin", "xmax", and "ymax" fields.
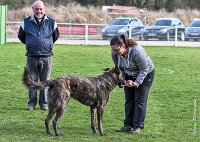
[{"xmin": 7, "ymin": 38, "xmax": 200, "ymax": 47}]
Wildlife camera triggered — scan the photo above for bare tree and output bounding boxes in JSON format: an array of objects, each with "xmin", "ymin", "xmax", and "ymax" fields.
[
  {"xmin": 130, "ymin": 0, "xmax": 150, "ymax": 8},
  {"xmin": 0, "ymin": 0, "xmax": 7, "ymax": 4},
  {"xmin": 154, "ymin": 0, "xmax": 165, "ymax": 10}
]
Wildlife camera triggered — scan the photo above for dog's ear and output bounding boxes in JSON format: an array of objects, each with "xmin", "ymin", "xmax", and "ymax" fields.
[
  {"xmin": 115, "ymin": 66, "xmax": 119, "ymax": 70},
  {"xmin": 102, "ymin": 68, "xmax": 110, "ymax": 72},
  {"xmin": 114, "ymin": 66, "xmax": 120, "ymax": 73}
]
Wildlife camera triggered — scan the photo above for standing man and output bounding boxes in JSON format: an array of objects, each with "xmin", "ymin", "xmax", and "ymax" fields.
[{"xmin": 18, "ymin": 0, "xmax": 59, "ymax": 110}]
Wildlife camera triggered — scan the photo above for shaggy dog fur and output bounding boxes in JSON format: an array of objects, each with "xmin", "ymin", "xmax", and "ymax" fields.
[{"xmin": 22, "ymin": 67, "xmax": 123, "ymax": 136}]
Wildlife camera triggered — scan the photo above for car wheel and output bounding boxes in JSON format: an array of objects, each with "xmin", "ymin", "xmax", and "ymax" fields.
[
  {"xmin": 139, "ymin": 36, "xmax": 143, "ymax": 40},
  {"xmin": 158, "ymin": 37, "xmax": 164, "ymax": 41},
  {"xmin": 179, "ymin": 32, "xmax": 185, "ymax": 41},
  {"xmin": 166, "ymin": 32, "xmax": 170, "ymax": 41},
  {"xmin": 185, "ymin": 38, "xmax": 189, "ymax": 41}
]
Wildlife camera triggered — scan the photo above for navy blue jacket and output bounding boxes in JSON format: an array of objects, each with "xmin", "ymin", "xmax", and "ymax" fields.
[{"xmin": 18, "ymin": 15, "xmax": 59, "ymax": 57}]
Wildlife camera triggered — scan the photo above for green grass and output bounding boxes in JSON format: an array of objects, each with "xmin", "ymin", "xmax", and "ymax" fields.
[{"xmin": 0, "ymin": 43, "xmax": 199, "ymax": 142}]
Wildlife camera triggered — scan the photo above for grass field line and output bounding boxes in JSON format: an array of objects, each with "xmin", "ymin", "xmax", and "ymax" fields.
[
  {"xmin": 155, "ymin": 68, "xmax": 175, "ymax": 75},
  {"xmin": 193, "ymin": 96, "xmax": 198, "ymax": 136}
]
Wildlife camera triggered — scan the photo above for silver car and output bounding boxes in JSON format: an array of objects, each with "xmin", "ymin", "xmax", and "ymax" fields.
[
  {"xmin": 102, "ymin": 17, "xmax": 144, "ymax": 40},
  {"xmin": 184, "ymin": 18, "xmax": 200, "ymax": 41},
  {"xmin": 141, "ymin": 18, "xmax": 185, "ymax": 41}
]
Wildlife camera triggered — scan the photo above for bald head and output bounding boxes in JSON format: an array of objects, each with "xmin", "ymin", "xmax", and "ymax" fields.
[
  {"xmin": 32, "ymin": 0, "xmax": 45, "ymax": 19},
  {"xmin": 33, "ymin": 0, "xmax": 44, "ymax": 8}
]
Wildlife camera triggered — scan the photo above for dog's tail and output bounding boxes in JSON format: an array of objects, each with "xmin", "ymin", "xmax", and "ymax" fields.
[{"xmin": 22, "ymin": 67, "xmax": 53, "ymax": 90}]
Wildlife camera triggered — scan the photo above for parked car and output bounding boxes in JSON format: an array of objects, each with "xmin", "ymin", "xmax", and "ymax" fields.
[
  {"xmin": 141, "ymin": 18, "xmax": 185, "ymax": 41},
  {"xmin": 184, "ymin": 18, "xmax": 200, "ymax": 41},
  {"xmin": 101, "ymin": 17, "xmax": 144, "ymax": 40}
]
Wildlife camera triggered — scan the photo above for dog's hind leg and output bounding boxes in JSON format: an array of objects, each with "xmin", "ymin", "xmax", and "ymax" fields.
[
  {"xmin": 97, "ymin": 106, "xmax": 105, "ymax": 136},
  {"xmin": 90, "ymin": 106, "xmax": 98, "ymax": 134},
  {"xmin": 52, "ymin": 95, "xmax": 69, "ymax": 136},
  {"xmin": 45, "ymin": 107, "xmax": 55, "ymax": 135},
  {"xmin": 52, "ymin": 105, "xmax": 65, "ymax": 136}
]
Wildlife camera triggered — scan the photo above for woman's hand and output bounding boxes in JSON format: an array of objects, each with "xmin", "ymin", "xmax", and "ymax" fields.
[{"xmin": 125, "ymin": 80, "xmax": 137, "ymax": 87}]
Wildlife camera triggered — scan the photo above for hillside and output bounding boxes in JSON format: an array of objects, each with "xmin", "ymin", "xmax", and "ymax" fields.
[{"xmin": 7, "ymin": 3, "xmax": 200, "ymax": 25}]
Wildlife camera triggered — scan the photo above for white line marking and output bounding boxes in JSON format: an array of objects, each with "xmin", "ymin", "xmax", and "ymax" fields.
[{"xmin": 193, "ymin": 97, "xmax": 197, "ymax": 136}]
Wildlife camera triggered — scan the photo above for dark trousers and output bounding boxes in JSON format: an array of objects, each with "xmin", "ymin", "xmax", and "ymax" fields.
[
  {"xmin": 26, "ymin": 56, "xmax": 52, "ymax": 107},
  {"xmin": 123, "ymin": 70, "xmax": 155, "ymax": 128}
]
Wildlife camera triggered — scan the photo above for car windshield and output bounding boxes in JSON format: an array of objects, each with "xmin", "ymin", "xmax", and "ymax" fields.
[
  {"xmin": 190, "ymin": 21, "xmax": 200, "ymax": 27},
  {"xmin": 110, "ymin": 19, "xmax": 129, "ymax": 25},
  {"xmin": 131, "ymin": 19, "xmax": 143, "ymax": 26},
  {"xmin": 152, "ymin": 20, "xmax": 172, "ymax": 26}
]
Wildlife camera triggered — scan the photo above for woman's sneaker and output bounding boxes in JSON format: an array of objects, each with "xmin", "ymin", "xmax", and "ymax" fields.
[
  {"xmin": 116, "ymin": 126, "xmax": 133, "ymax": 132},
  {"xmin": 26, "ymin": 105, "xmax": 35, "ymax": 110},
  {"xmin": 129, "ymin": 127, "xmax": 141, "ymax": 134},
  {"xmin": 41, "ymin": 104, "xmax": 48, "ymax": 111}
]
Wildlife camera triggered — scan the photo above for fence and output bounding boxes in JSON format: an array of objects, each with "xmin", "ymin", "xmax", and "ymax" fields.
[{"xmin": 6, "ymin": 21, "xmax": 200, "ymax": 46}]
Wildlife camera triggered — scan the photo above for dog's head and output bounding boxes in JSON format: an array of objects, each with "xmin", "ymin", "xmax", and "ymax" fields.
[{"xmin": 102, "ymin": 67, "xmax": 125, "ymax": 86}]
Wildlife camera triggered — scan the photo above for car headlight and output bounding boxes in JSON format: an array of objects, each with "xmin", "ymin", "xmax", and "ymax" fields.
[
  {"xmin": 118, "ymin": 27, "xmax": 127, "ymax": 34},
  {"xmin": 184, "ymin": 28, "xmax": 189, "ymax": 34},
  {"xmin": 142, "ymin": 28, "xmax": 147, "ymax": 33},
  {"xmin": 160, "ymin": 29, "xmax": 167, "ymax": 34},
  {"xmin": 102, "ymin": 28, "xmax": 105, "ymax": 33}
]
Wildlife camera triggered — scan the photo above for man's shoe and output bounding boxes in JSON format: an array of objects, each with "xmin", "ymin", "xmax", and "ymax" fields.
[
  {"xmin": 129, "ymin": 127, "xmax": 141, "ymax": 134},
  {"xmin": 26, "ymin": 105, "xmax": 35, "ymax": 110},
  {"xmin": 116, "ymin": 126, "xmax": 133, "ymax": 132},
  {"xmin": 41, "ymin": 105, "xmax": 48, "ymax": 111}
]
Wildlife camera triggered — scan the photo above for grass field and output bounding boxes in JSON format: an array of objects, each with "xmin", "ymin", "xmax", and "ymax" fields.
[{"xmin": 0, "ymin": 43, "xmax": 199, "ymax": 142}]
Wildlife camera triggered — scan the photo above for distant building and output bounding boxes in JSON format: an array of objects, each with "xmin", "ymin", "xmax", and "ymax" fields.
[{"xmin": 102, "ymin": 5, "xmax": 145, "ymax": 15}]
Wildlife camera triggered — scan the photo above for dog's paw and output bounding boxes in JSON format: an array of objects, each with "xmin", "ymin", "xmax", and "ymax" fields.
[
  {"xmin": 93, "ymin": 131, "xmax": 99, "ymax": 134},
  {"xmin": 100, "ymin": 133, "xmax": 106, "ymax": 136},
  {"xmin": 46, "ymin": 132, "xmax": 54, "ymax": 137},
  {"xmin": 55, "ymin": 133, "xmax": 62, "ymax": 137}
]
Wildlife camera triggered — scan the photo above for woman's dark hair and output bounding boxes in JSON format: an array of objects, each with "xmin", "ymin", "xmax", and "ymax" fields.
[{"xmin": 110, "ymin": 34, "xmax": 138, "ymax": 48}]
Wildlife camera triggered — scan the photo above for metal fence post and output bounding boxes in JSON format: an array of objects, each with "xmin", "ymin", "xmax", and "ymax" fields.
[
  {"xmin": 129, "ymin": 25, "xmax": 131, "ymax": 39},
  {"xmin": 0, "ymin": 5, "xmax": 7, "ymax": 45},
  {"xmin": 174, "ymin": 25, "xmax": 177, "ymax": 47},
  {"xmin": 85, "ymin": 24, "xmax": 88, "ymax": 45}
]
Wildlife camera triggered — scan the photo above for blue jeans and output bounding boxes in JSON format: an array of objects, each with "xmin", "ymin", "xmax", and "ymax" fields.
[
  {"xmin": 123, "ymin": 70, "xmax": 155, "ymax": 129},
  {"xmin": 26, "ymin": 56, "xmax": 52, "ymax": 107}
]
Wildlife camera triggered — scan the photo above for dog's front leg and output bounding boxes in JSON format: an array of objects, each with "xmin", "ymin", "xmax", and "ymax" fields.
[
  {"xmin": 90, "ymin": 106, "xmax": 98, "ymax": 134},
  {"xmin": 97, "ymin": 106, "xmax": 106, "ymax": 136}
]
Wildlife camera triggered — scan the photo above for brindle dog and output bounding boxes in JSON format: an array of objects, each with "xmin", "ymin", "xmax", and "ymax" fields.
[{"xmin": 22, "ymin": 67, "xmax": 124, "ymax": 136}]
